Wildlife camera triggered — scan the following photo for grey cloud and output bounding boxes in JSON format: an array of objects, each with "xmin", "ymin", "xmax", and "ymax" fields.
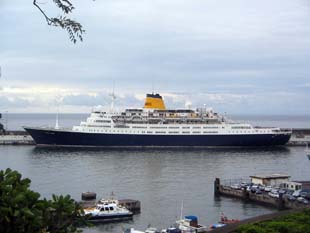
[
  {"xmin": 62, "ymin": 94, "xmax": 110, "ymax": 106},
  {"xmin": 1, "ymin": 0, "xmax": 310, "ymax": 114},
  {"xmin": 0, "ymin": 96, "xmax": 31, "ymax": 108}
]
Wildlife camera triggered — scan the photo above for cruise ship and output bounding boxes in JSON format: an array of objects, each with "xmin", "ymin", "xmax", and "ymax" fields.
[{"xmin": 24, "ymin": 93, "xmax": 291, "ymax": 147}]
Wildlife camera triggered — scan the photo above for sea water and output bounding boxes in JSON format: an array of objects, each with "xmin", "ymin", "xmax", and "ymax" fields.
[{"xmin": 0, "ymin": 114, "xmax": 309, "ymax": 233}]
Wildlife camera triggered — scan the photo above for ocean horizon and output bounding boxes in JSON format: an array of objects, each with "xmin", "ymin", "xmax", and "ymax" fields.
[{"xmin": 1, "ymin": 113, "xmax": 309, "ymax": 131}]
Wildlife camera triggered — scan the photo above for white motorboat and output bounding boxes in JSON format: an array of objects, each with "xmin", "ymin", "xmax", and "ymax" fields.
[{"xmin": 84, "ymin": 198, "xmax": 133, "ymax": 222}]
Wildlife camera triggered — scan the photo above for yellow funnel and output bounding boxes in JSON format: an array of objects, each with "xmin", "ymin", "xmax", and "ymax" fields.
[{"xmin": 143, "ymin": 93, "xmax": 166, "ymax": 110}]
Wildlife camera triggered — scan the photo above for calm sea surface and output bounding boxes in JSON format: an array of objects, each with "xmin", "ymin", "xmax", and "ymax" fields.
[{"xmin": 0, "ymin": 114, "xmax": 310, "ymax": 232}]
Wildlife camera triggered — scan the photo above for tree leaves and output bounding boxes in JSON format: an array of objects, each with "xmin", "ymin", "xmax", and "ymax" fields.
[
  {"xmin": 33, "ymin": 0, "xmax": 85, "ymax": 43},
  {"xmin": 236, "ymin": 209, "xmax": 310, "ymax": 233},
  {"xmin": 0, "ymin": 168, "xmax": 88, "ymax": 233},
  {"xmin": 53, "ymin": 0, "xmax": 74, "ymax": 14}
]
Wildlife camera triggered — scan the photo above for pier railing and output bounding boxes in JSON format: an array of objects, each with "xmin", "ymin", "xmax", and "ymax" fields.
[{"xmin": 220, "ymin": 178, "xmax": 251, "ymax": 186}]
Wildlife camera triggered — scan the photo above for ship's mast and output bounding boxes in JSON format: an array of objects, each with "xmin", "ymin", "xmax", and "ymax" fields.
[
  {"xmin": 109, "ymin": 83, "xmax": 116, "ymax": 112},
  {"xmin": 55, "ymin": 93, "xmax": 60, "ymax": 129},
  {"xmin": 180, "ymin": 200, "xmax": 184, "ymax": 220},
  {"xmin": 55, "ymin": 111, "xmax": 59, "ymax": 129}
]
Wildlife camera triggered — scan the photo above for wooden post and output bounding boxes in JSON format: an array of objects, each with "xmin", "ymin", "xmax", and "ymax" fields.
[
  {"xmin": 214, "ymin": 178, "xmax": 220, "ymax": 196},
  {"xmin": 277, "ymin": 193, "xmax": 285, "ymax": 210}
]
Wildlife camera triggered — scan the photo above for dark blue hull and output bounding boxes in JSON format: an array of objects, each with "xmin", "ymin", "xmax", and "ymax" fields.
[
  {"xmin": 24, "ymin": 127, "xmax": 291, "ymax": 147},
  {"xmin": 88, "ymin": 213, "xmax": 133, "ymax": 223}
]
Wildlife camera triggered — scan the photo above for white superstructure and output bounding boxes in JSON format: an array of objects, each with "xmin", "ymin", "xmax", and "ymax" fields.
[{"xmin": 72, "ymin": 108, "xmax": 287, "ymax": 136}]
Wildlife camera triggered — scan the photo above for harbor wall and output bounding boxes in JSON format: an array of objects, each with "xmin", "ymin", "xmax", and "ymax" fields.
[
  {"xmin": 287, "ymin": 128, "xmax": 310, "ymax": 146},
  {"xmin": 0, "ymin": 131, "xmax": 34, "ymax": 145},
  {"xmin": 215, "ymin": 178, "xmax": 309, "ymax": 210}
]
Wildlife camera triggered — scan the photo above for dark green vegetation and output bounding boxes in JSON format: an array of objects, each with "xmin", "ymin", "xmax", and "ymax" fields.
[
  {"xmin": 236, "ymin": 209, "xmax": 310, "ymax": 233},
  {"xmin": 0, "ymin": 168, "xmax": 88, "ymax": 233},
  {"xmin": 33, "ymin": 0, "xmax": 85, "ymax": 43}
]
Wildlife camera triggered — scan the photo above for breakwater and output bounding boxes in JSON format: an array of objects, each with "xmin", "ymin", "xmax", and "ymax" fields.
[
  {"xmin": 0, "ymin": 131, "xmax": 34, "ymax": 145},
  {"xmin": 287, "ymin": 128, "xmax": 310, "ymax": 146}
]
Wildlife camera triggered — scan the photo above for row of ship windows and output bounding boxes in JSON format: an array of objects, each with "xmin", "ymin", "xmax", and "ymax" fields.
[
  {"xmin": 83, "ymin": 130, "xmax": 220, "ymax": 134},
  {"xmin": 132, "ymin": 126, "xmax": 221, "ymax": 129},
  {"xmin": 82, "ymin": 129, "xmax": 269, "ymax": 134},
  {"xmin": 94, "ymin": 120, "xmax": 111, "ymax": 123},
  {"xmin": 88, "ymin": 125, "xmax": 221, "ymax": 129},
  {"xmin": 86, "ymin": 125, "xmax": 259, "ymax": 132}
]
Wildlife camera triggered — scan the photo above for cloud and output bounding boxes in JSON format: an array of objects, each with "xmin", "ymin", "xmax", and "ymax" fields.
[
  {"xmin": 1, "ymin": 0, "xmax": 310, "ymax": 114},
  {"xmin": 296, "ymin": 83, "xmax": 310, "ymax": 88},
  {"xmin": 0, "ymin": 96, "xmax": 31, "ymax": 108},
  {"xmin": 62, "ymin": 93, "xmax": 110, "ymax": 106}
]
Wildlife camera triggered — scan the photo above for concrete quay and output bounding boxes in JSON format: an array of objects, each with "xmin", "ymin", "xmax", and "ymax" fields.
[
  {"xmin": 0, "ymin": 131, "xmax": 34, "ymax": 145},
  {"xmin": 214, "ymin": 178, "xmax": 309, "ymax": 210},
  {"xmin": 288, "ymin": 128, "xmax": 310, "ymax": 146}
]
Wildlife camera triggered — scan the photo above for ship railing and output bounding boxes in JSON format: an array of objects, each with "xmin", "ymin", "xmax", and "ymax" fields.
[
  {"xmin": 280, "ymin": 128, "xmax": 293, "ymax": 134},
  {"xmin": 221, "ymin": 178, "xmax": 251, "ymax": 187}
]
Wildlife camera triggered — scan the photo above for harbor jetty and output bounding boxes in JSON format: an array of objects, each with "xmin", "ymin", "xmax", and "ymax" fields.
[{"xmin": 214, "ymin": 175, "xmax": 310, "ymax": 210}]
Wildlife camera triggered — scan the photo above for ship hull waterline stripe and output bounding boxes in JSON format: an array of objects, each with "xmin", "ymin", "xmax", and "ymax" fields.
[{"xmin": 24, "ymin": 127, "xmax": 291, "ymax": 147}]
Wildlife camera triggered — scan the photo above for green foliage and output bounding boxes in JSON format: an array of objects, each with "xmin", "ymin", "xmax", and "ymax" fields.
[
  {"xmin": 33, "ymin": 0, "xmax": 85, "ymax": 43},
  {"xmin": 0, "ymin": 168, "xmax": 88, "ymax": 233},
  {"xmin": 236, "ymin": 209, "xmax": 310, "ymax": 233}
]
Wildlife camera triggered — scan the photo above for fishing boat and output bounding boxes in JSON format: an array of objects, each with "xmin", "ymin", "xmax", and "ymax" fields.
[
  {"xmin": 176, "ymin": 216, "xmax": 208, "ymax": 233},
  {"xmin": 24, "ymin": 93, "xmax": 291, "ymax": 147},
  {"xmin": 124, "ymin": 215, "xmax": 207, "ymax": 233},
  {"xmin": 219, "ymin": 212, "xmax": 239, "ymax": 224},
  {"xmin": 83, "ymin": 198, "xmax": 133, "ymax": 222}
]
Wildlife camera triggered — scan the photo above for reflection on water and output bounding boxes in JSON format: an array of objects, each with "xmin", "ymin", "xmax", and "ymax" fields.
[{"xmin": 0, "ymin": 146, "xmax": 309, "ymax": 233}]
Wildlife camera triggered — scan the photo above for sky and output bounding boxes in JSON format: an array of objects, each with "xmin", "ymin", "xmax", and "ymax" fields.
[{"xmin": 1, "ymin": 0, "xmax": 310, "ymax": 114}]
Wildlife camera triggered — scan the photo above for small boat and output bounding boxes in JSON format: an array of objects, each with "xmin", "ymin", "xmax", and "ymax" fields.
[
  {"xmin": 84, "ymin": 198, "xmax": 133, "ymax": 222},
  {"xmin": 161, "ymin": 227, "xmax": 181, "ymax": 233},
  {"xmin": 125, "ymin": 227, "xmax": 180, "ymax": 233},
  {"xmin": 124, "ymin": 229, "xmax": 145, "ymax": 233},
  {"xmin": 209, "ymin": 223, "xmax": 226, "ymax": 229},
  {"xmin": 176, "ymin": 215, "xmax": 208, "ymax": 233},
  {"xmin": 125, "ymin": 216, "xmax": 207, "ymax": 233},
  {"xmin": 219, "ymin": 212, "xmax": 239, "ymax": 224}
]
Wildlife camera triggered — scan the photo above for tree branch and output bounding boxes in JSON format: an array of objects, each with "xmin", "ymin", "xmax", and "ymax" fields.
[
  {"xmin": 33, "ymin": 0, "xmax": 85, "ymax": 43},
  {"xmin": 33, "ymin": 0, "xmax": 52, "ymax": 25}
]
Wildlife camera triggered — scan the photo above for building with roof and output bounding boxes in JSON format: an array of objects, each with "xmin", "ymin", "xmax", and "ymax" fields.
[{"xmin": 250, "ymin": 174, "xmax": 290, "ymax": 187}]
